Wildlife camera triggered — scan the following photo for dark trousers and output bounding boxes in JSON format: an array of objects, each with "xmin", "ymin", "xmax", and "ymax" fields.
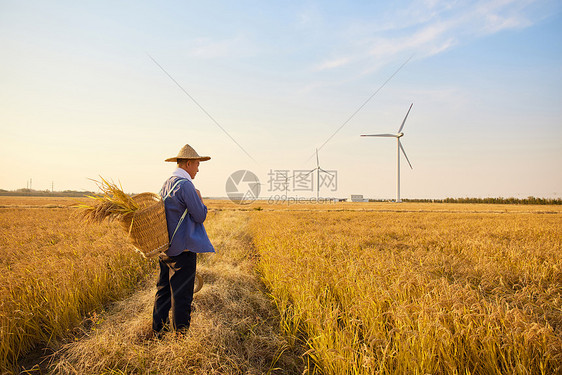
[{"xmin": 152, "ymin": 250, "xmax": 197, "ymax": 332}]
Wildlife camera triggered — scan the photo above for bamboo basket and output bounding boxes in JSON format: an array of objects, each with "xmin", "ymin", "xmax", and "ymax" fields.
[
  {"xmin": 120, "ymin": 193, "xmax": 169, "ymax": 258},
  {"xmin": 118, "ymin": 192, "xmax": 203, "ymax": 293},
  {"xmin": 76, "ymin": 179, "xmax": 204, "ymax": 293}
]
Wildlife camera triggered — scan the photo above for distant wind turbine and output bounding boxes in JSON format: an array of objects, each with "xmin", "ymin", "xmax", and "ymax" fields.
[
  {"xmin": 361, "ymin": 103, "xmax": 414, "ymax": 203},
  {"xmin": 304, "ymin": 149, "xmax": 331, "ymax": 200}
]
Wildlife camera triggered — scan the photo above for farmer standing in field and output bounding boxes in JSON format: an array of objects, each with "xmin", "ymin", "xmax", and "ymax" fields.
[{"xmin": 152, "ymin": 144, "xmax": 215, "ymax": 336}]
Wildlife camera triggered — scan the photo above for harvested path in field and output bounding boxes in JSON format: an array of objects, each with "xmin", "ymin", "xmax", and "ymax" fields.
[{"xmin": 40, "ymin": 211, "xmax": 303, "ymax": 374}]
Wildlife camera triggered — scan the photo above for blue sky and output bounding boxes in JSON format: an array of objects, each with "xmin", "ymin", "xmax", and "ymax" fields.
[{"xmin": 1, "ymin": 0, "xmax": 561, "ymax": 199}]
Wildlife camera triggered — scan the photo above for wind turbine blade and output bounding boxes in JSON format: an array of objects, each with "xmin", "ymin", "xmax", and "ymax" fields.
[
  {"xmin": 316, "ymin": 149, "xmax": 320, "ymax": 169},
  {"xmin": 361, "ymin": 134, "xmax": 398, "ymax": 137},
  {"xmin": 303, "ymin": 169, "xmax": 316, "ymax": 177},
  {"xmin": 319, "ymin": 168, "xmax": 331, "ymax": 174},
  {"xmin": 398, "ymin": 140, "xmax": 413, "ymax": 169},
  {"xmin": 397, "ymin": 103, "xmax": 413, "ymax": 133}
]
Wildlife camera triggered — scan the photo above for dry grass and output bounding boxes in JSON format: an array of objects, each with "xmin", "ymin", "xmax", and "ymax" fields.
[
  {"xmin": 0, "ymin": 205, "xmax": 156, "ymax": 373},
  {"xmin": 49, "ymin": 210, "xmax": 303, "ymax": 374},
  {"xmin": 251, "ymin": 208, "xmax": 562, "ymax": 374}
]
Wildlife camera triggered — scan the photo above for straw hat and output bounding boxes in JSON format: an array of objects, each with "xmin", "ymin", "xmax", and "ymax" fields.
[{"xmin": 165, "ymin": 144, "xmax": 211, "ymax": 162}]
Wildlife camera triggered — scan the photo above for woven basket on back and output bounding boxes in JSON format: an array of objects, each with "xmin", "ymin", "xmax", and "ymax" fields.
[
  {"xmin": 120, "ymin": 192, "xmax": 169, "ymax": 258},
  {"xmin": 118, "ymin": 192, "xmax": 204, "ymax": 292}
]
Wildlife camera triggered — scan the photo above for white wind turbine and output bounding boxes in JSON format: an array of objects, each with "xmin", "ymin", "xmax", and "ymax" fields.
[
  {"xmin": 305, "ymin": 149, "xmax": 331, "ymax": 200},
  {"xmin": 361, "ymin": 103, "xmax": 414, "ymax": 203}
]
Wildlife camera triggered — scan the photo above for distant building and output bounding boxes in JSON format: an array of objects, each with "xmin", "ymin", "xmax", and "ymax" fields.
[{"xmin": 350, "ymin": 194, "xmax": 368, "ymax": 202}]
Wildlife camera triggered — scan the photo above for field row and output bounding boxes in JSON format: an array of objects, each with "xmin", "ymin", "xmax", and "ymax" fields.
[{"xmin": 251, "ymin": 210, "xmax": 562, "ymax": 374}]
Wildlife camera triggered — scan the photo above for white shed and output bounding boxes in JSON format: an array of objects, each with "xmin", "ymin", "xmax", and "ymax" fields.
[{"xmin": 350, "ymin": 194, "xmax": 368, "ymax": 202}]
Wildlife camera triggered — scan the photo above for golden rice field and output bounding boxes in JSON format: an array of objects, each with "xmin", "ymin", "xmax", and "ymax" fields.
[
  {"xmin": 0, "ymin": 198, "xmax": 155, "ymax": 372},
  {"xmin": 0, "ymin": 198, "xmax": 300, "ymax": 374},
  {"xmin": 1, "ymin": 196, "xmax": 561, "ymax": 374},
  {"xmin": 250, "ymin": 207, "xmax": 562, "ymax": 374}
]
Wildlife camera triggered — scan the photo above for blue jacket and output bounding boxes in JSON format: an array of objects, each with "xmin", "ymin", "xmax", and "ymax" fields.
[{"xmin": 160, "ymin": 176, "xmax": 215, "ymax": 256}]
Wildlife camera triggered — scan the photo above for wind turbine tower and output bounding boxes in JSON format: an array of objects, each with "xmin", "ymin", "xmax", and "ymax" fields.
[
  {"xmin": 361, "ymin": 103, "xmax": 414, "ymax": 203},
  {"xmin": 305, "ymin": 149, "xmax": 331, "ymax": 200}
]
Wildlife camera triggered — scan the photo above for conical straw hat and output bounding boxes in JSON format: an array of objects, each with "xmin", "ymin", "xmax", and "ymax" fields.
[{"xmin": 165, "ymin": 144, "xmax": 211, "ymax": 162}]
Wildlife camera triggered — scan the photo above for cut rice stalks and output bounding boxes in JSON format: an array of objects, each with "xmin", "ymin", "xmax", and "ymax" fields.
[{"xmin": 75, "ymin": 177, "xmax": 139, "ymax": 224}]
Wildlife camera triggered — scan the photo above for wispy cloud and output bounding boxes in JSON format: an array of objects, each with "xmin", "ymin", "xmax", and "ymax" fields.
[
  {"xmin": 187, "ymin": 34, "xmax": 254, "ymax": 59},
  {"xmin": 316, "ymin": 57, "xmax": 351, "ymax": 71},
  {"xmin": 314, "ymin": 0, "xmax": 552, "ymax": 72}
]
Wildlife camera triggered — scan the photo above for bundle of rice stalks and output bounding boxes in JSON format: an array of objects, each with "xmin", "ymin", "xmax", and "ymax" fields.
[
  {"xmin": 75, "ymin": 178, "xmax": 170, "ymax": 258},
  {"xmin": 75, "ymin": 177, "xmax": 140, "ymax": 224},
  {"xmin": 74, "ymin": 177, "xmax": 204, "ymax": 286}
]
